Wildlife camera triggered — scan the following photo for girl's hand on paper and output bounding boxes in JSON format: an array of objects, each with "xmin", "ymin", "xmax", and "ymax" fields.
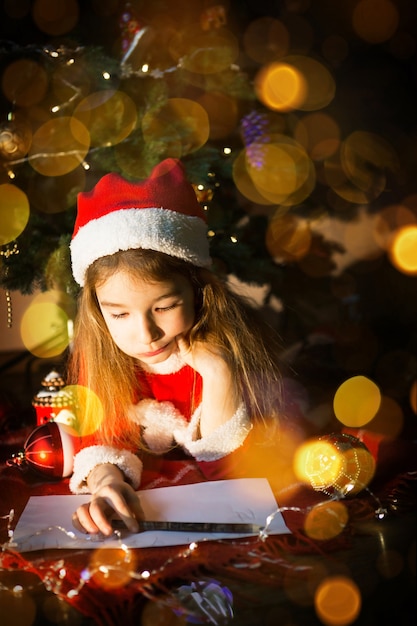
[{"xmin": 71, "ymin": 465, "xmax": 144, "ymax": 536}]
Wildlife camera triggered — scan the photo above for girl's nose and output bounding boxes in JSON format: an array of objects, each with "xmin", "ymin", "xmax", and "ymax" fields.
[{"xmin": 136, "ymin": 314, "xmax": 161, "ymax": 344}]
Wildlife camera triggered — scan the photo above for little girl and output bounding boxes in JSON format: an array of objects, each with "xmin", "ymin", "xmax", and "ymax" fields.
[{"xmin": 68, "ymin": 158, "xmax": 283, "ymax": 536}]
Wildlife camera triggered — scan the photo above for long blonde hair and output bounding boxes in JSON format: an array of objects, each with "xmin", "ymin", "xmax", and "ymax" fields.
[{"xmin": 67, "ymin": 249, "xmax": 283, "ymax": 447}]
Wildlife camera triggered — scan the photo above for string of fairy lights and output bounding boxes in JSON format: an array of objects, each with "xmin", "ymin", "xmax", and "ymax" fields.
[{"xmin": 0, "ymin": 482, "xmax": 389, "ymax": 625}]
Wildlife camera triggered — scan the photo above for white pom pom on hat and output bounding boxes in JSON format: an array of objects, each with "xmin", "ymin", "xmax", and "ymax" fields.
[{"xmin": 70, "ymin": 158, "xmax": 211, "ymax": 286}]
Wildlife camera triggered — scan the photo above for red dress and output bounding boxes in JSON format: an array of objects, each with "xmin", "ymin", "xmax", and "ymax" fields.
[{"xmin": 69, "ymin": 355, "xmax": 253, "ymax": 494}]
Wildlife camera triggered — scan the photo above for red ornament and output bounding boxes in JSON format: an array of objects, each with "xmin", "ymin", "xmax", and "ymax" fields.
[{"xmin": 9, "ymin": 422, "xmax": 81, "ymax": 479}]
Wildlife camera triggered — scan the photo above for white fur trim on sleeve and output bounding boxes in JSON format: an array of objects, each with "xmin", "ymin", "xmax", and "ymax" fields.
[
  {"xmin": 173, "ymin": 404, "xmax": 252, "ymax": 462},
  {"xmin": 69, "ymin": 445, "xmax": 143, "ymax": 494},
  {"xmin": 128, "ymin": 399, "xmax": 188, "ymax": 454}
]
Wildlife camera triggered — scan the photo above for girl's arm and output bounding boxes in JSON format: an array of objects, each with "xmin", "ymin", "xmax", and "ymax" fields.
[{"xmin": 176, "ymin": 337, "xmax": 240, "ymax": 436}]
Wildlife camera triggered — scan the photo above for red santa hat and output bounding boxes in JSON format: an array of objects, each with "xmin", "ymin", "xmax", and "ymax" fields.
[{"xmin": 70, "ymin": 158, "xmax": 211, "ymax": 286}]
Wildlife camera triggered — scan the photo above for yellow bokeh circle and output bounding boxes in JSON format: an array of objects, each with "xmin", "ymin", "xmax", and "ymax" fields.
[
  {"xmin": 64, "ymin": 385, "xmax": 104, "ymax": 437},
  {"xmin": 304, "ymin": 500, "xmax": 349, "ymax": 541},
  {"xmin": 28, "ymin": 116, "xmax": 90, "ymax": 176},
  {"xmin": 0, "ymin": 183, "xmax": 30, "ymax": 245},
  {"xmin": 388, "ymin": 225, "xmax": 417, "ymax": 275},
  {"xmin": 169, "ymin": 26, "xmax": 239, "ymax": 74},
  {"xmin": 20, "ymin": 302, "xmax": 70, "ymax": 358},
  {"xmin": 89, "ymin": 547, "xmax": 137, "ymax": 589},
  {"xmin": 315, "ymin": 575, "xmax": 361, "ymax": 626},
  {"xmin": 333, "ymin": 375, "xmax": 381, "ymax": 427},
  {"xmin": 142, "ymin": 98, "xmax": 209, "ymax": 156},
  {"xmin": 266, "ymin": 213, "xmax": 312, "ymax": 262},
  {"xmin": 1, "ymin": 58, "xmax": 48, "ymax": 107},
  {"xmin": 255, "ymin": 61, "xmax": 307, "ymax": 112},
  {"xmin": 73, "ymin": 90, "xmax": 137, "ymax": 148}
]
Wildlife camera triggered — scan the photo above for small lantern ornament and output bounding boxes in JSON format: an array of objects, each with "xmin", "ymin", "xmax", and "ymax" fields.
[
  {"xmin": 32, "ymin": 370, "xmax": 76, "ymax": 427},
  {"xmin": 8, "ymin": 421, "xmax": 81, "ymax": 479}
]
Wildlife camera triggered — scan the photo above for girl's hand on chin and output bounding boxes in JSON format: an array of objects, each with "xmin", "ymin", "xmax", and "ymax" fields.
[{"xmin": 176, "ymin": 335, "xmax": 226, "ymax": 378}]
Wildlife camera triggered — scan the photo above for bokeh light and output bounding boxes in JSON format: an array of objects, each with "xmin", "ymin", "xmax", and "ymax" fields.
[
  {"xmin": 255, "ymin": 61, "xmax": 307, "ymax": 112},
  {"xmin": 248, "ymin": 142, "xmax": 298, "ymax": 201},
  {"xmin": 324, "ymin": 151, "xmax": 384, "ymax": 205},
  {"xmin": 0, "ymin": 183, "xmax": 30, "ymax": 245},
  {"xmin": 243, "ymin": 17, "xmax": 290, "ymax": 63},
  {"xmin": 340, "ymin": 131, "xmax": 399, "ymax": 198},
  {"xmin": 266, "ymin": 213, "xmax": 312, "ymax": 262},
  {"xmin": 1, "ymin": 58, "xmax": 48, "ymax": 107},
  {"xmin": 20, "ymin": 301, "xmax": 70, "ymax": 358},
  {"xmin": 89, "ymin": 547, "xmax": 136, "ymax": 589},
  {"xmin": 73, "ymin": 90, "xmax": 137, "ymax": 147},
  {"xmin": 294, "ymin": 112, "xmax": 340, "ymax": 161},
  {"xmin": 232, "ymin": 148, "xmax": 275, "ymax": 205},
  {"xmin": 32, "ymin": 0, "xmax": 80, "ymax": 36},
  {"xmin": 63, "ymin": 385, "xmax": 104, "ymax": 436},
  {"xmin": 142, "ymin": 98, "xmax": 209, "ymax": 157},
  {"xmin": 248, "ymin": 136, "xmax": 315, "ymax": 206},
  {"xmin": 315, "ymin": 575, "xmax": 361, "ymax": 625},
  {"xmin": 285, "ymin": 55, "xmax": 336, "ymax": 111},
  {"xmin": 304, "ymin": 500, "xmax": 349, "ymax": 540},
  {"xmin": 28, "ymin": 116, "xmax": 90, "ymax": 176},
  {"xmin": 169, "ymin": 26, "xmax": 239, "ymax": 74},
  {"xmin": 294, "ymin": 434, "xmax": 375, "ymax": 495},
  {"xmin": 388, "ymin": 225, "xmax": 417, "ymax": 275},
  {"xmin": 228, "ymin": 423, "xmax": 301, "ymax": 495},
  {"xmin": 333, "ymin": 376, "xmax": 381, "ymax": 428},
  {"xmin": 352, "ymin": 0, "xmax": 399, "ymax": 44},
  {"xmin": 0, "ymin": 114, "xmax": 32, "ymax": 160}
]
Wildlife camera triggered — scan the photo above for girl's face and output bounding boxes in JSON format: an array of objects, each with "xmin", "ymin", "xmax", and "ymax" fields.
[{"xmin": 96, "ymin": 269, "xmax": 196, "ymax": 365}]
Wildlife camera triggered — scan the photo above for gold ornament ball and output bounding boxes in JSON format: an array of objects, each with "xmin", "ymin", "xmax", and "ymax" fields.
[
  {"xmin": 0, "ymin": 120, "xmax": 32, "ymax": 160},
  {"xmin": 295, "ymin": 432, "xmax": 376, "ymax": 495}
]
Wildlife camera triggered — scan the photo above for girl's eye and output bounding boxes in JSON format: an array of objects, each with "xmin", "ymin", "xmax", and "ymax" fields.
[
  {"xmin": 111, "ymin": 312, "xmax": 127, "ymax": 319},
  {"xmin": 156, "ymin": 303, "xmax": 178, "ymax": 312}
]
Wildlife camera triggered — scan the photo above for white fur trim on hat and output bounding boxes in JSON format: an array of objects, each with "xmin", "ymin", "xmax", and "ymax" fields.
[
  {"xmin": 128, "ymin": 398, "xmax": 188, "ymax": 454},
  {"xmin": 173, "ymin": 403, "xmax": 252, "ymax": 462},
  {"xmin": 70, "ymin": 207, "xmax": 211, "ymax": 287},
  {"xmin": 69, "ymin": 445, "xmax": 143, "ymax": 494}
]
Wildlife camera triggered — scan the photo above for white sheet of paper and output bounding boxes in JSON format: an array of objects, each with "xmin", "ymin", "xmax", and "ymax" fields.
[{"xmin": 12, "ymin": 478, "xmax": 291, "ymax": 552}]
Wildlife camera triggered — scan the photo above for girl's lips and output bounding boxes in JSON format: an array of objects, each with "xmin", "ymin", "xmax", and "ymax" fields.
[{"xmin": 139, "ymin": 344, "xmax": 169, "ymax": 358}]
